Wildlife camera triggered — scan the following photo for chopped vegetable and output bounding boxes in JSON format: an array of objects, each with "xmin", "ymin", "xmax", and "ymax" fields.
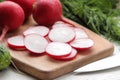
[
  {"xmin": 7, "ymin": 35, "xmax": 25, "ymax": 50},
  {"xmin": 24, "ymin": 34, "xmax": 48, "ymax": 54},
  {"xmin": 48, "ymin": 27, "xmax": 75, "ymax": 43},
  {"xmin": 23, "ymin": 26, "xmax": 49, "ymax": 37},
  {"xmin": 52, "ymin": 48, "xmax": 77, "ymax": 61},
  {"xmin": 70, "ymin": 38, "xmax": 94, "ymax": 50},
  {"xmin": 46, "ymin": 42, "xmax": 72, "ymax": 58}
]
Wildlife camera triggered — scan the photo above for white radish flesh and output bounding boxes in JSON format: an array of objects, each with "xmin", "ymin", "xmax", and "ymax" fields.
[
  {"xmin": 70, "ymin": 38, "xmax": 94, "ymax": 50},
  {"xmin": 24, "ymin": 34, "xmax": 48, "ymax": 54},
  {"xmin": 52, "ymin": 22, "xmax": 73, "ymax": 29},
  {"xmin": 74, "ymin": 28, "xmax": 88, "ymax": 39},
  {"xmin": 46, "ymin": 42, "xmax": 72, "ymax": 57},
  {"xmin": 48, "ymin": 27, "xmax": 75, "ymax": 43},
  {"xmin": 7, "ymin": 35, "xmax": 25, "ymax": 50},
  {"xmin": 53, "ymin": 48, "xmax": 77, "ymax": 60},
  {"xmin": 23, "ymin": 26, "xmax": 49, "ymax": 37}
]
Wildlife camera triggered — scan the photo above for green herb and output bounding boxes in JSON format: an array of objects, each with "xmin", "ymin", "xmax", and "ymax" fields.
[
  {"xmin": 0, "ymin": 0, "xmax": 4, "ymax": 2},
  {"xmin": 0, "ymin": 44, "xmax": 11, "ymax": 70},
  {"xmin": 61, "ymin": 0, "xmax": 120, "ymax": 43}
]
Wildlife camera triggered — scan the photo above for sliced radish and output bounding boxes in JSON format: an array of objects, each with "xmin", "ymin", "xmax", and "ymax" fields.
[
  {"xmin": 46, "ymin": 42, "xmax": 72, "ymax": 57},
  {"xmin": 70, "ymin": 38, "xmax": 94, "ymax": 50},
  {"xmin": 24, "ymin": 34, "xmax": 48, "ymax": 54},
  {"xmin": 74, "ymin": 28, "xmax": 88, "ymax": 39},
  {"xmin": 52, "ymin": 22, "xmax": 73, "ymax": 29},
  {"xmin": 53, "ymin": 48, "xmax": 77, "ymax": 60},
  {"xmin": 7, "ymin": 35, "xmax": 25, "ymax": 50},
  {"xmin": 48, "ymin": 27, "xmax": 75, "ymax": 43},
  {"xmin": 23, "ymin": 26, "xmax": 49, "ymax": 37},
  {"xmin": 54, "ymin": 21, "xmax": 65, "ymax": 24}
]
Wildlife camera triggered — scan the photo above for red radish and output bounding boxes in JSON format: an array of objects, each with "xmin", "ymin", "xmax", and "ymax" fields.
[
  {"xmin": 24, "ymin": 34, "xmax": 48, "ymax": 54},
  {"xmin": 48, "ymin": 27, "xmax": 75, "ymax": 43},
  {"xmin": 23, "ymin": 26, "xmax": 49, "ymax": 37},
  {"xmin": 6, "ymin": 0, "xmax": 35, "ymax": 19},
  {"xmin": 52, "ymin": 48, "xmax": 77, "ymax": 60},
  {"xmin": 46, "ymin": 42, "xmax": 72, "ymax": 58},
  {"xmin": 74, "ymin": 28, "xmax": 88, "ymax": 39},
  {"xmin": 32, "ymin": 0, "xmax": 62, "ymax": 26},
  {"xmin": 7, "ymin": 35, "xmax": 25, "ymax": 50},
  {"xmin": 70, "ymin": 38, "xmax": 94, "ymax": 50},
  {"xmin": 0, "ymin": 1, "xmax": 24, "ymax": 41}
]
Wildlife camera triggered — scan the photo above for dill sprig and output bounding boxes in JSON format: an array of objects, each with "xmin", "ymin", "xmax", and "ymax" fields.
[{"xmin": 61, "ymin": 0, "xmax": 120, "ymax": 43}]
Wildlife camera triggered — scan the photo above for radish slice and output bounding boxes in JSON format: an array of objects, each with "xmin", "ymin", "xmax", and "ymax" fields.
[
  {"xmin": 7, "ymin": 35, "xmax": 25, "ymax": 50},
  {"xmin": 70, "ymin": 38, "xmax": 94, "ymax": 50},
  {"xmin": 23, "ymin": 26, "xmax": 49, "ymax": 37},
  {"xmin": 54, "ymin": 21, "xmax": 65, "ymax": 24},
  {"xmin": 74, "ymin": 28, "xmax": 88, "ymax": 39},
  {"xmin": 53, "ymin": 48, "xmax": 77, "ymax": 60},
  {"xmin": 48, "ymin": 27, "xmax": 75, "ymax": 43},
  {"xmin": 52, "ymin": 22, "xmax": 73, "ymax": 29},
  {"xmin": 46, "ymin": 42, "xmax": 72, "ymax": 57},
  {"xmin": 24, "ymin": 34, "xmax": 48, "ymax": 54}
]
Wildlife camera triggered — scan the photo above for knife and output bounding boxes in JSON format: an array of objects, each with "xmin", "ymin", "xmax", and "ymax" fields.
[{"xmin": 74, "ymin": 54, "xmax": 120, "ymax": 73}]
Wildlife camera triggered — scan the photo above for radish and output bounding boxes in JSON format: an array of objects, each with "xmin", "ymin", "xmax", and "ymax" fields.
[
  {"xmin": 24, "ymin": 34, "xmax": 48, "ymax": 54},
  {"xmin": 6, "ymin": 0, "xmax": 35, "ymax": 19},
  {"xmin": 0, "ymin": 1, "xmax": 24, "ymax": 41},
  {"xmin": 23, "ymin": 26, "xmax": 49, "ymax": 37},
  {"xmin": 46, "ymin": 42, "xmax": 72, "ymax": 58},
  {"xmin": 48, "ymin": 27, "xmax": 75, "ymax": 43},
  {"xmin": 74, "ymin": 28, "xmax": 88, "ymax": 39},
  {"xmin": 7, "ymin": 35, "xmax": 25, "ymax": 50},
  {"xmin": 32, "ymin": 0, "xmax": 62, "ymax": 26},
  {"xmin": 70, "ymin": 38, "xmax": 94, "ymax": 50},
  {"xmin": 52, "ymin": 48, "xmax": 77, "ymax": 60}
]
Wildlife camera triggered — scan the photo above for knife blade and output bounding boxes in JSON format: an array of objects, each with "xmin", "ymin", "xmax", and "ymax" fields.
[{"xmin": 74, "ymin": 54, "xmax": 120, "ymax": 73}]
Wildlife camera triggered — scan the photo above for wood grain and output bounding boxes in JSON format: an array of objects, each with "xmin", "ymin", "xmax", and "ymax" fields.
[{"xmin": 2, "ymin": 17, "xmax": 114, "ymax": 80}]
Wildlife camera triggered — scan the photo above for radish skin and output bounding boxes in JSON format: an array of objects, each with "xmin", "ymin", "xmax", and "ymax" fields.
[
  {"xmin": 32, "ymin": 0, "xmax": 62, "ymax": 26},
  {"xmin": 6, "ymin": 0, "xmax": 35, "ymax": 19}
]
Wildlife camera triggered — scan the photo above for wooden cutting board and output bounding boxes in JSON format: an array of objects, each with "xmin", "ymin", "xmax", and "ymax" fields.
[{"xmin": 2, "ymin": 17, "xmax": 114, "ymax": 80}]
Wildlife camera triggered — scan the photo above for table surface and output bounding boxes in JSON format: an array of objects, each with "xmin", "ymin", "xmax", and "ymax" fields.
[{"xmin": 0, "ymin": 43, "xmax": 120, "ymax": 80}]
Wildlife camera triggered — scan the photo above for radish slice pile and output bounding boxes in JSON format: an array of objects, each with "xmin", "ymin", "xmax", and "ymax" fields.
[
  {"xmin": 23, "ymin": 26, "xmax": 49, "ymax": 37},
  {"xmin": 48, "ymin": 27, "xmax": 75, "ymax": 43},
  {"xmin": 24, "ymin": 34, "xmax": 48, "ymax": 54},
  {"xmin": 7, "ymin": 21, "xmax": 94, "ymax": 61},
  {"xmin": 7, "ymin": 35, "xmax": 25, "ymax": 50},
  {"xmin": 52, "ymin": 48, "xmax": 77, "ymax": 60}
]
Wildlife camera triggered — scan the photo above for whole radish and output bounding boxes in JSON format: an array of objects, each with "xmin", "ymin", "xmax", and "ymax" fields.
[
  {"xmin": 0, "ymin": 1, "xmax": 25, "ymax": 41},
  {"xmin": 6, "ymin": 0, "xmax": 35, "ymax": 19},
  {"xmin": 32, "ymin": 0, "xmax": 62, "ymax": 26}
]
